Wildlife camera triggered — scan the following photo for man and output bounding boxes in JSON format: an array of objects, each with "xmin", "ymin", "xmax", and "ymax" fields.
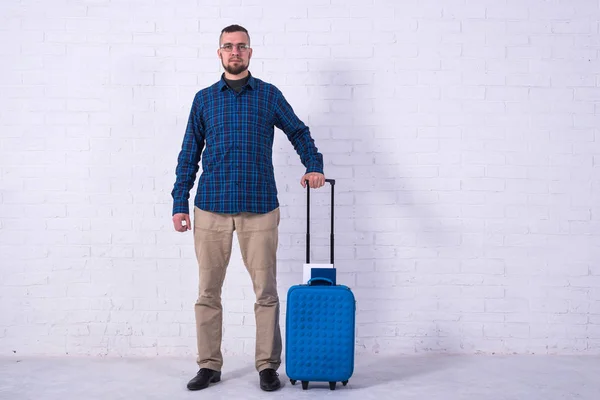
[{"xmin": 171, "ymin": 24, "xmax": 326, "ymax": 392}]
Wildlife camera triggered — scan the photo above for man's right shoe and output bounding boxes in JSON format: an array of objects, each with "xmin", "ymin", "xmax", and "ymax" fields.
[{"xmin": 187, "ymin": 368, "xmax": 221, "ymax": 391}]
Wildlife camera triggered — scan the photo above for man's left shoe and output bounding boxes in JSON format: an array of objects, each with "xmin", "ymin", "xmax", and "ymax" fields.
[{"xmin": 259, "ymin": 368, "xmax": 281, "ymax": 391}]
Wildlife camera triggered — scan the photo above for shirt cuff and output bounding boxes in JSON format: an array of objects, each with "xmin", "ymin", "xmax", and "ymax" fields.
[
  {"xmin": 173, "ymin": 201, "xmax": 190, "ymax": 215},
  {"xmin": 305, "ymin": 165, "xmax": 324, "ymax": 175}
]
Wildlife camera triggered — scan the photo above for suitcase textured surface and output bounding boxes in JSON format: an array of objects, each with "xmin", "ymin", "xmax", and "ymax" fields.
[{"xmin": 285, "ymin": 282, "xmax": 356, "ymax": 387}]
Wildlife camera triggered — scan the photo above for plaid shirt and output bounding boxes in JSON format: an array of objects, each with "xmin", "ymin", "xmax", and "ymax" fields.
[{"xmin": 171, "ymin": 73, "xmax": 324, "ymax": 215}]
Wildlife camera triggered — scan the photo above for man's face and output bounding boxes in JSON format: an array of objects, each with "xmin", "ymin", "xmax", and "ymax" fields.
[{"xmin": 218, "ymin": 31, "xmax": 252, "ymax": 76}]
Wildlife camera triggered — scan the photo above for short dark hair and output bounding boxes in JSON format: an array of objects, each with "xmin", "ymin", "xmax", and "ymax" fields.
[{"xmin": 220, "ymin": 24, "xmax": 250, "ymax": 45}]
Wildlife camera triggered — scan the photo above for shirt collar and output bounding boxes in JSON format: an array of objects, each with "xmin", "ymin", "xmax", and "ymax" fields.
[{"xmin": 218, "ymin": 71, "xmax": 256, "ymax": 91}]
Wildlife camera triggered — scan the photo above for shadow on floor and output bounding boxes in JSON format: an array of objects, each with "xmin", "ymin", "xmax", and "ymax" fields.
[
  {"xmin": 347, "ymin": 353, "xmax": 468, "ymax": 389},
  {"xmin": 275, "ymin": 353, "xmax": 467, "ymax": 391}
]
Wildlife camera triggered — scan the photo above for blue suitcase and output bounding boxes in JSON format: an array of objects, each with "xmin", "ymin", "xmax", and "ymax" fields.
[{"xmin": 285, "ymin": 179, "xmax": 356, "ymax": 390}]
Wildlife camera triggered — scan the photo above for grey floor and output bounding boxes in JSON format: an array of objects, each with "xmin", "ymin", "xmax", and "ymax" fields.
[{"xmin": 1, "ymin": 354, "xmax": 599, "ymax": 400}]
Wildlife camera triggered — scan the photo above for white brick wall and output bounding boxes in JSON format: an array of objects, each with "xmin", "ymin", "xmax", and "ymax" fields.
[{"xmin": 1, "ymin": 0, "xmax": 599, "ymax": 357}]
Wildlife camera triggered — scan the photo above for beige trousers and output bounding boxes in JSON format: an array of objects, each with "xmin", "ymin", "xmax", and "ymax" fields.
[{"xmin": 192, "ymin": 206, "xmax": 282, "ymax": 373}]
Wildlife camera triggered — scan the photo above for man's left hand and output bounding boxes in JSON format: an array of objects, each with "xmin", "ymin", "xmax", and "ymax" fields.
[{"xmin": 301, "ymin": 172, "xmax": 325, "ymax": 189}]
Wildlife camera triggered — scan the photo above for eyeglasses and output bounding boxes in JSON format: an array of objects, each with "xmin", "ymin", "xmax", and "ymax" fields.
[{"xmin": 220, "ymin": 43, "xmax": 250, "ymax": 52}]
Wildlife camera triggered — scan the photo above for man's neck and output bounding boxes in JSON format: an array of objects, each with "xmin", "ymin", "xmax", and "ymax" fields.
[{"xmin": 224, "ymin": 70, "xmax": 249, "ymax": 80}]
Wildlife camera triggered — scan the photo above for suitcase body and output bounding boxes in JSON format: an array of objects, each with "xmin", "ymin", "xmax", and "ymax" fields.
[
  {"xmin": 284, "ymin": 179, "xmax": 356, "ymax": 390},
  {"xmin": 285, "ymin": 280, "xmax": 356, "ymax": 389}
]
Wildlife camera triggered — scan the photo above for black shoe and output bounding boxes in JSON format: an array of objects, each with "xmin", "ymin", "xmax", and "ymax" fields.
[
  {"xmin": 187, "ymin": 368, "xmax": 221, "ymax": 391},
  {"xmin": 259, "ymin": 368, "xmax": 281, "ymax": 391}
]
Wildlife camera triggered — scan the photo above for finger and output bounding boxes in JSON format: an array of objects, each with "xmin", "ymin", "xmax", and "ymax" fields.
[
  {"xmin": 185, "ymin": 215, "xmax": 191, "ymax": 230},
  {"xmin": 311, "ymin": 175, "xmax": 318, "ymax": 188},
  {"xmin": 174, "ymin": 216, "xmax": 186, "ymax": 232}
]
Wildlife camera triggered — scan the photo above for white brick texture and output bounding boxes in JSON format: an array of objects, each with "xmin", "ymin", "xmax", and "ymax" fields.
[{"xmin": 1, "ymin": 0, "xmax": 599, "ymax": 357}]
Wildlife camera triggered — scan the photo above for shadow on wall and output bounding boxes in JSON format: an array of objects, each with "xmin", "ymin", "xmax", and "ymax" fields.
[{"xmin": 314, "ymin": 64, "xmax": 463, "ymax": 354}]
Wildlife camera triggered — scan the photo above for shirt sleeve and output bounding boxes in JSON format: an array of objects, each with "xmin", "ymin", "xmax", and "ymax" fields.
[
  {"xmin": 171, "ymin": 93, "xmax": 205, "ymax": 215},
  {"xmin": 273, "ymin": 88, "xmax": 324, "ymax": 175}
]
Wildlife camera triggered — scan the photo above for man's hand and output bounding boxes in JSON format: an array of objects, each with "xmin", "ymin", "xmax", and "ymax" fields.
[
  {"xmin": 301, "ymin": 172, "xmax": 326, "ymax": 189},
  {"xmin": 173, "ymin": 213, "xmax": 191, "ymax": 232}
]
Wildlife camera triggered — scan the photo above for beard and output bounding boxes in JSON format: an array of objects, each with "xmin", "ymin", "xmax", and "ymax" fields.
[{"xmin": 222, "ymin": 58, "xmax": 248, "ymax": 76}]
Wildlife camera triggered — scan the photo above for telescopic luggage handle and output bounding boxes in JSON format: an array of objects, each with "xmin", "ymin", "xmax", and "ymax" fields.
[{"xmin": 306, "ymin": 178, "xmax": 335, "ymax": 265}]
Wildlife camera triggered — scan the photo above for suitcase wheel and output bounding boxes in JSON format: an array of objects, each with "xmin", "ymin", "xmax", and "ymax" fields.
[
  {"xmin": 302, "ymin": 381, "xmax": 309, "ymax": 390},
  {"xmin": 329, "ymin": 382, "xmax": 336, "ymax": 390},
  {"xmin": 290, "ymin": 379, "xmax": 297, "ymax": 385},
  {"xmin": 342, "ymin": 380, "xmax": 348, "ymax": 386}
]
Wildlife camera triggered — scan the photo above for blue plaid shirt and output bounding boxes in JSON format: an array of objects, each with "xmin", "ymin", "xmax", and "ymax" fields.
[{"xmin": 172, "ymin": 73, "xmax": 324, "ymax": 215}]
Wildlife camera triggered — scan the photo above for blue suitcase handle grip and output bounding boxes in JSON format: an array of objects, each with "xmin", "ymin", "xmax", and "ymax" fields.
[{"xmin": 307, "ymin": 277, "xmax": 334, "ymax": 286}]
